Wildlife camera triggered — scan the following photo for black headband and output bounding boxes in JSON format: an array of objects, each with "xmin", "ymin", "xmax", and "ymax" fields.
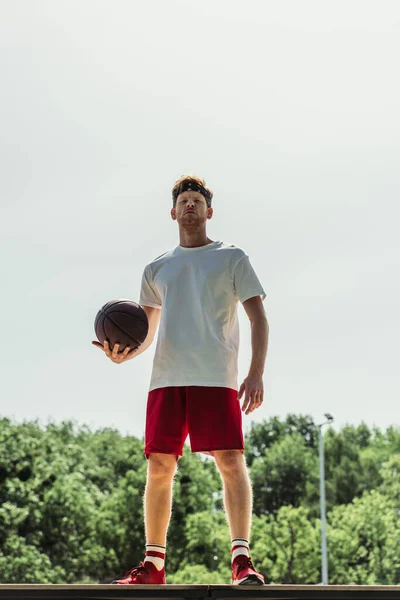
[{"xmin": 173, "ymin": 180, "xmax": 211, "ymax": 205}]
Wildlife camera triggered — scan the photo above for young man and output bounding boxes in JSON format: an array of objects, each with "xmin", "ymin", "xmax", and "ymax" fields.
[{"xmin": 92, "ymin": 175, "xmax": 269, "ymax": 585}]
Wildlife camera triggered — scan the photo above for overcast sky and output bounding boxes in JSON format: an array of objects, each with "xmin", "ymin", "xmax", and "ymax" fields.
[{"xmin": 1, "ymin": 0, "xmax": 399, "ymax": 446}]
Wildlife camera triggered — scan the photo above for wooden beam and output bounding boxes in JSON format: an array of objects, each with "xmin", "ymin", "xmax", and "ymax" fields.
[{"xmin": 0, "ymin": 585, "xmax": 399, "ymax": 600}]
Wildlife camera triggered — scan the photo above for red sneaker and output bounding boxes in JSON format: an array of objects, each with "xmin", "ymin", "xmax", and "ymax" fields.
[
  {"xmin": 112, "ymin": 561, "xmax": 166, "ymax": 584},
  {"xmin": 231, "ymin": 555, "xmax": 265, "ymax": 585}
]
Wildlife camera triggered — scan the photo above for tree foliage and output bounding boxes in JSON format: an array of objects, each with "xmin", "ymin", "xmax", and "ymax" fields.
[
  {"xmin": 328, "ymin": 490, "xmax": 400, "ymax": 584},
  {"xmin": 250, "ymin": 433, "xmax": 318, "ymax": 515},
  {"xmin": 0, "ymin": 416, "xmax": 398, "ymax": 584},
  {"xmin": 250, "ymin": 507, "xmax": 320, "ymax": 583}
]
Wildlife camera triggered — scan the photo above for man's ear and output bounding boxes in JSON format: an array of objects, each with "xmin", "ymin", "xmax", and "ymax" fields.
[
  {"xmin": 207, "ymin": 207, "xmax": 213, "ymax": 219},
  {"xmin": 171, "ymin": 208, "xmax": 176, "ymax": 220}
]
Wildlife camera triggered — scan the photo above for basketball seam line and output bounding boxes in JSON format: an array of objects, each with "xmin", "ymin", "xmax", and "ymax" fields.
[
  {"xmin": 103, "ymin": 300, "xmax": 148, "ymax": 327},
  {"xmin": 103, "ymin": 313, "xmax": 142, "ymax": 347},
  {"xmin": 100, "ymin": 307, "xmax": 148, "ymax": 328}
]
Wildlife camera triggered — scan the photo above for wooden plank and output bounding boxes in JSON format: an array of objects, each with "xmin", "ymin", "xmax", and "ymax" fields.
[
  {"xmin": 0, "ymin": 585, "xmax": 207, "ymax": 600},
  {"xmin": 0, "ymin": 585, "xmax": 398, "ymax": 600},
  {"xmin": 209, "ymin": 584, "xmax": 400, "ymax": 600}
]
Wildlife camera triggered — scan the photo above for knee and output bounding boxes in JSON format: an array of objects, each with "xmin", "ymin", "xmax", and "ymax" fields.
[
  {"xmin": 148, "ymin": 453, "xmax": 177, "ymax": 480},
  {"xmin": 214, "ymin": 450, "xmax": 245, "ymax": 476}
]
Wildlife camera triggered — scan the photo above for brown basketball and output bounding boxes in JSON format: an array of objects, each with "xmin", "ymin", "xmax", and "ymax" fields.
[{"xmin": 94, "ymin": 299, "xmax": 149, "ymax": 353}]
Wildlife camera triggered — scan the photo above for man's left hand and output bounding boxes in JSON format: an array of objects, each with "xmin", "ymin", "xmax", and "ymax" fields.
[{"xmin": 238, "ymin": 372, "xmax": 264, "ymax": 415}]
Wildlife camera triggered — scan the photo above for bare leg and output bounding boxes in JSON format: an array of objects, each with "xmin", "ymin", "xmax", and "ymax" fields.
[
  {"xmin": 143, "ymin": 453, "xmax": 177, "ymax": 546},
  {"xmin": 214, "ymin": 450, "xmax": 252, "ymax": 541}
]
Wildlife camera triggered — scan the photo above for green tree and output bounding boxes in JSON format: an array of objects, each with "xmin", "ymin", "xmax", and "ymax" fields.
[
  {"xmin": 251, "ymin": 507, "xmax": 319, "ymax": 583},
  {"xmin": 167, "ymin": 446, "xmax": 222, "ymax": 573},
  {"xmin": 379, "ymin": 454, "xmax": 400, "ymax": 504},
  {"xmin": 182, "ymin": 510, "xmax": 230, "ymax": 572},
  {"xmin": 324, "ymin": 424, "xmax": 400, "ymax": 509},
  {"xmin": 0, "ymin": 534, "xmax": 65, "ymax": 583},
  {"xmin": 168, "ymin": 563, "xmax": 231, "ymax": 584},
  {"xmin": 96, "ymin": 465, "xmax": 147, "ymax": 582},
  {"xmin": 1, "ymin": 415, "xmax": 399, "ymax": 585},
  {"xmin": 328, "ymin": 489, "xmax": 400, "ymax": 584},
  {"xmin": 250, "ymin": 433, "xmax": 318, "ymax": 515},
  {"xmin": 245, "ymin": 415, "xmax": 317, "ymax": 468},
  {"xmin": 39, "ymin": 471, "xmax": 107, "ymax": 582}
]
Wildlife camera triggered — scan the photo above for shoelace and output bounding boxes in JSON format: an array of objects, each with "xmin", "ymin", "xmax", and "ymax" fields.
[
  {"xmin": 236, "ymin": 556, "xmax": 255, "ymax": 571},
  {"xmin": 123, "ymin": 562, "xmax": 147, "ymax": 579}
]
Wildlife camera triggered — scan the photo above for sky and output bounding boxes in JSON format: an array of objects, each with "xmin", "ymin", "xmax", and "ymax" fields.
[{"xmin": 1, "ymin": 0, "xmax": 399, "ymax": 448}]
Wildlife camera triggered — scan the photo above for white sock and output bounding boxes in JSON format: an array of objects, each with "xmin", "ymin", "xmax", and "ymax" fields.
[
  {"xmin": 144, "ymin": 544, "xmax": 166, "ymax": 571},
  {"xmin": 231, "ymin": 538, "xmax": 250, "ymax": 562}
]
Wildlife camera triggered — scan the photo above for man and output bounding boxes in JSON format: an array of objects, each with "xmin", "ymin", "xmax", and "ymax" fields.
[{"xmin": 92, "ymin": 175, "xmax": 269, "ymax": 585}]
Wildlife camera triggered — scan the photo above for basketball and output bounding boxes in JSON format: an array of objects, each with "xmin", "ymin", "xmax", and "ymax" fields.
[{"xmin": 94, "ymin": 299, "xmax": 149, "ymax": 353}]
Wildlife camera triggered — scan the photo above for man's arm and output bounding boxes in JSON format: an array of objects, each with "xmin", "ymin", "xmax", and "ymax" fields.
[
  {"xmin": 238, "ymin": 295, "xmax": 269, "ymax": 414},
  {"xmin": 133, "ymin": 304, "xmax": 162, "ymax": 358},
  {"xmin": 242, "ymin": 295, "xmax": 269, "ymax": 375}
]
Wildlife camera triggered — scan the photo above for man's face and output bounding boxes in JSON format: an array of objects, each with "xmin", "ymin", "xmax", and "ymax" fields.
[{"xmin": 171, "ymin": 190, "xmax": 213, "ymax": 225}]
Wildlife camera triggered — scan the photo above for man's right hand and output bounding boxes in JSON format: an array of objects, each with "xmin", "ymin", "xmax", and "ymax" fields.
[{"xmin": 92, "ymin": 340, "xmax": 139, "ymax": 364}]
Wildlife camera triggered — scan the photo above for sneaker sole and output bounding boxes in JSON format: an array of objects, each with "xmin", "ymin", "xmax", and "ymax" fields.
[{"xmin": 232, "ymin": 575, "xmax": 265, "ymax": 585}]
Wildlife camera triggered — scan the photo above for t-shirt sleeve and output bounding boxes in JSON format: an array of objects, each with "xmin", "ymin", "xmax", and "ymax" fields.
[
  {"xmin": 139, "ymin": 265, "xmax": 162, "ymax": 308},
  {"xmin": 233, "ymin": 254, "xmax": 266, "ymax": 303}
]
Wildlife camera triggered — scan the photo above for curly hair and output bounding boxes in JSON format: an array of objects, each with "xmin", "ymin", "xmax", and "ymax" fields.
[{"xmin": 171, "ymin": 174, "xmax": 213, "ymax": 208}]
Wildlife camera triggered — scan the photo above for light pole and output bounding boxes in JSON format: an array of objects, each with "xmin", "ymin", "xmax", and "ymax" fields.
[
  {"xmin": 317, "ymin": 413, "xmax": 334, "ymax": 585},
  {"xmin": 212, "ymin": 491, "xmax": 219, "ymax": 570}
]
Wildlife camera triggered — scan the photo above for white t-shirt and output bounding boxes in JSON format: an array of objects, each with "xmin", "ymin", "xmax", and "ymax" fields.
[{"xmin": 139, "ymin": 240, "xmax": 266, "ymax": 392}]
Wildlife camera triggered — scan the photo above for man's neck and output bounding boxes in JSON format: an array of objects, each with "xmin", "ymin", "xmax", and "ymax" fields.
[{"xmin": 179, "ymin": 231, "xmax": 213, "ymax": 248}]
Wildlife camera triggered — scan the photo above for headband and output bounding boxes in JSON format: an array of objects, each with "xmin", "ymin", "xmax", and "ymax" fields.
[{"xmin": 173, "ymin": 180, "xmax": 211, "ymax": 205}]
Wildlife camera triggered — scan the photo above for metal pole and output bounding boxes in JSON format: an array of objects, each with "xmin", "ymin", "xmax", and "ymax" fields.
[
  {"xmin": 319, "ymin": 424, "xmax": 328, "ymax": 584},
  {"xmin": 212, "ymin": 491, "xmax": 218, "ymax": 570}
]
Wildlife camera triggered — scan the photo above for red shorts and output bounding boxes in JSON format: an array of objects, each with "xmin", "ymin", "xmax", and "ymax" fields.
[{"xmin": 144, "ymin": 386, "xmax": 244, "ymax": 462}]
